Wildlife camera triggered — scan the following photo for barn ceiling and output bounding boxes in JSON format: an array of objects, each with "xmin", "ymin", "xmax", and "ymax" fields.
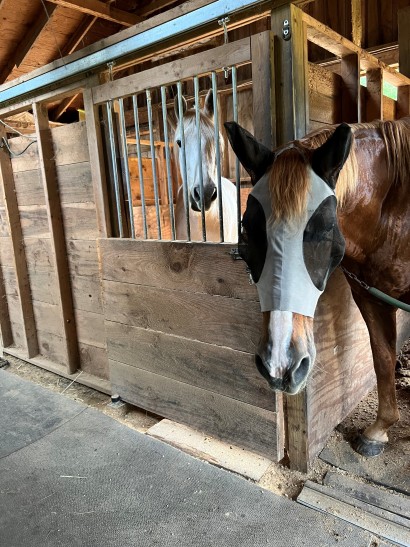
[{"xmin": 0, "ymin": 0, "xmax": 185, "ymax": 85}]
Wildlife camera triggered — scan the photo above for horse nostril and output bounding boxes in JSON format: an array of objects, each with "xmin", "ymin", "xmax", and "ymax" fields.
[
  {"xmin": 292, "ymin": 356, "xmax": 310, "ymax": 386},
  {"xmin": 193, "ymin": 186, "xmax": 201, "ymax": 202},
  {"xmin": 210, "ymin": 186, "xmax": 217, "ymax": 202}
]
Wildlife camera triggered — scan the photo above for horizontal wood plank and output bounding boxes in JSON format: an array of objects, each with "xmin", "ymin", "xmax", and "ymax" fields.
[
  {"xmin": 62, "ymin": 202, "xmax": 98, "ymax": 240},
  {"xmin": 99, "ymin": 239, "xmax": 258, "ymax": 301},
  {"xmin": 105, "ymin": 320, "xmax": 275, "ymax": 411},
  {"xmin": 32, "ymin": 300, "xmax": 64, "ymax": 337},
  {"xmin": 36, "ymin": 329, "xmax": 68, "ymax": 365},
  {"xmin": 110, "ymin": 360, "xmax": 277, "ymax": 459},
  {"xmin": 79, "ymin": 342, "xmax": 109, "ymax": 380},
  {"xmin": 10, "ymin": 122, "xmax": 90, "ymax": 172},
  {"xmin": 71, "ymin": 274, "xmax": 103, "ymax": 314},
  {"xmin": 75, "ymin": 308, "xmax": 106, "ymax": 348},
  {"xmin": 57, "ymin": 162, "xmax": 94, "ymax": 204},
  {"xmin": 13, "ymin": 169, "xmax": 44, "ymax": 206},
  {"xmin": 20, "ymin": 206, "xmax": 50, "ymax": 239},
  {"xmin": 93, "ymin": 38, "xmax": 252, "ymax": 104},
  {"xmin": 102, "ymin": 279, "xmax": 260, "ymax": 353},
  {"xmin": 66, "ymin": 239, "xmax": 99, "ymax": 277}
]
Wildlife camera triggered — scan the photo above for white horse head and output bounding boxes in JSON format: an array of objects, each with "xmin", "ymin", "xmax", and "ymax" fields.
[{"xmin": 174, "ymin": 89, "xmax": 224, "ymax": 212}]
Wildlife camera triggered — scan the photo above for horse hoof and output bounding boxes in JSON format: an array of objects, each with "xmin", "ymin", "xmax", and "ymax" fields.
[{"xmin": 351, "ymin": 433, "xmax": 386, "ymax": 457}]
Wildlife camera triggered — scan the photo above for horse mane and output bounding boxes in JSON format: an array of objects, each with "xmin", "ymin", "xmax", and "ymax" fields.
[
  {"xmin": 268, "ymin": 117, "xmax": 410, "ymax": 224},
  {"xmin": 174, "ymin": 108, "xmax": 224, "ymax": 162}
]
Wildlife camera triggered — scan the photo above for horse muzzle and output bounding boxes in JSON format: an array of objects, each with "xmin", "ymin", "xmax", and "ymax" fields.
[
  {"xmin": 191, "ymin": 184, "xmax": 217, "ymax": 212},
  {"xmin": 255, "ymin": 353, "xmax": 312, "ymax": 395}
]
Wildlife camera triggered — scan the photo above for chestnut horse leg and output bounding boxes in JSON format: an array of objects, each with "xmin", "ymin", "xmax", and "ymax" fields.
[{"xmin": 350, "ymin": 292, "xmax": 399, "ymax": 456}]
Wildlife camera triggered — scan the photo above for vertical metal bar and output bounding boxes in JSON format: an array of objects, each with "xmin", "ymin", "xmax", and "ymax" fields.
[
  {"xmin": 118, "ymin": 98, "xmax": 135, "ymax": 239},
  {"xmin": 211, "ymin": 71, "xmax": 224, "ymax": 242},
  {"xmin": 146, "ymin": 89, "xmax": 162, "ymax": 239},
  {"xmin": 194, "ymin": 76, "xmax": 206, "ymax": 242},
  {"xmin": 176, "ymin": 80, "xmax": 191, "ymax": 241},
  {"xmin": 106, "ymin": 100, "xmax": 123, "ymax": 238},
  {"xmin": 132, "ymin": 95, "xmax": 148, "ymax": 239},
  {"xmin": 232, "ymin": 66, "xmax": 241, "ymax": 240},
  {"xmin": 160, "ymin": 86, "xmax": 176, "ymax": 240}
]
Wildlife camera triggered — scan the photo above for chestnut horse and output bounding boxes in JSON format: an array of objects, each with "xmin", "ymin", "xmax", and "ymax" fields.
[
  {"xmin": 225, "ymin": 118, "xmax": 410, "ymax": 457},
  {"xmin": 174, "ymin": 90, "xmax": 237, "ymax": 242}
]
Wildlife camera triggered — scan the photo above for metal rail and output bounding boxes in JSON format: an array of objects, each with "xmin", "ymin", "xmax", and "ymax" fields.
[{"xmin": 0, "ymin": 0, "xmax": 270, "ymax": 107}]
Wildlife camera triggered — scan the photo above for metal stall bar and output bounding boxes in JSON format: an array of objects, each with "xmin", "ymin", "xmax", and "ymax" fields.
[
  {"xmin": 160, "ymin": 86, "xmax": 176, "ymax": 240},
  {"xmin": 146, "ymin": 89, "xmax": 162, "ymax": 239},
  {"xmin": 211, "ymin": 71, "xmax": 224, "ymax": 242},
  {"xmin": 118, "ymin": 98, "xmax": 135, "ymax": 238},
  {"xmin": 106, "ymin": 100, "xmax": 124, "ymax": 238},
  {"xmin": 194, "ymin": 76, "xmax": 206, "ymax": 241},
  {"xmin": 176, "ymin": 80, "xmax": 191, "ymax": 241},
  {"xmin": 132, "ymin": 95, "xmax": 148, "ymax": 239},
  {"xmin": 231, "ymin": 65, "xmax": 241, "ymax": 239}
]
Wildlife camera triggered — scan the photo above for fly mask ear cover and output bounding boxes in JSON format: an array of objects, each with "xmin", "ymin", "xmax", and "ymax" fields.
[{"xmin": 250, "ymin": 167, "xmax": 345, "ymax": 317}]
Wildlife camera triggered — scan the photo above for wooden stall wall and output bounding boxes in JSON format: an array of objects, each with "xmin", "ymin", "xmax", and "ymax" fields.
[
  {"xmin": 99, "ymin": 239, "xmax": 281, "ymax": 460},
  {"xmin": 0, "ymin": 122, "xmax": 108, "ymax": 380}
]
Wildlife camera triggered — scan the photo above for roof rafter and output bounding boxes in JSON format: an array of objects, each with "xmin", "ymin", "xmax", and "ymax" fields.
[
  {"xmin": 136, "ymin": 0, "xmax": 180, "ymax": 18},
  {"xmin": 46, "ymin": 0, "xmax": 142, "ymax": 27},
  {"xmin": 0, "ymin": 2, "xmax": 58, "ymax": 84}
]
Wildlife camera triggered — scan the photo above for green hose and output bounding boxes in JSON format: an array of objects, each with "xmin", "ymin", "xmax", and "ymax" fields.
[{"xmin": 368, "ymin": 287, "xmax": 410, "ymax": 313}]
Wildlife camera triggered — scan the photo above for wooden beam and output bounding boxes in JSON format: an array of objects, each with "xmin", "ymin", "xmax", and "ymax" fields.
[
  {"xmin": 136, "ymin": 0, "xmax": 179, "ymax": 18},
  {"xmin": 32, "ymin": 103, "xmax": 79, "ymax": 374},
  {"xmin": 0, "ymin": 126, "xmax": 38, "ymax": 357},
  {"xmin": 61, "ymin": 16, "xmax": 97, "ymax": 56},
  {"xmin": 83, "ymin": 88, "xmax": 112, "ymax": 237},
  {"xmin": 397, "ymin": 6, "xmax": 410, "ymax": 119},
  {"xmin": 341, "ymin": 53, "xmax": 361, "ymax": 122},
  {"xmin": 366, "ymin": 67, "xmax": 383, "ymax": 121},
  {"xmin": 51, "ymin": 94, "xmax": 80, "ymax": 120},
  {"xmin": 45, "ymin": 0, "xmax": 142, "ymax": 27},
  {"xmin": 271, "ymin": 4, "xmax": 308, "ymax": 144},
  {"xmin": 0, "ymin": 3, "xmax": 58, "ymax": 84},
  {"xmin": 351, "ymin": 0, "xmax": 363, "ymax": 47}
]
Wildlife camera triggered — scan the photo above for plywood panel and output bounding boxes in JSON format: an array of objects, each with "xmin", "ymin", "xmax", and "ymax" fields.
[
  {"xmin": 99, "ymin": 239, "xmax": 258, "ymax": 301},
  {"xmin": 103, "ymin": 280, "xmax": 260, "ymax": 353},
  {"xmin": 110, "ymin": 360, "xmax": 277, "ymax": 459},
  {"xmin": 105, "ymin": 321, "xmax": 275, "ymax": 411}
]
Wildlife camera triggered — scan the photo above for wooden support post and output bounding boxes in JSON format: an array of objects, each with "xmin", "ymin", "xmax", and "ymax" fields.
[
  {"xmin": 366, "ymin": 67, "xmax": 383, "ymax": 121},
  {"xmin": 397, "ymin": 6, "xmax": 410, "ymax": 119},
  {"xmin": 271, "ymin": 3, "xmax": 309, "ymax": 469},
  {"xmin": 251, "ymin": 30, "xmax": 275, "ymax": 149},
  {"xmin": 0, "ymin": 261, "xmax": 13, "ymax": 348},
  {"xmin": 271, "ymin": 3, "xmax": 308, "ymax": 145},
  {"xmin": 0, "ymin": 125, "xmax": 38, "ymax": 357},
  {"xmin": 32, "ymin": 103, "xmax": 79, "ymax": 374},
  {"xmin": 341, "ymin": 53, "xmax": 361, "ymax": 123},
  {"xmin": 83, "ymin": 88, "xmax": 112, "ymax": 237}
]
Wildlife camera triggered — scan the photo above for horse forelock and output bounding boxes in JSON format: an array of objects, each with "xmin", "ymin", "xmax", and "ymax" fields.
[{"xmin": 175, "ymin": 109, "xmax": 224, "ymax": 162}]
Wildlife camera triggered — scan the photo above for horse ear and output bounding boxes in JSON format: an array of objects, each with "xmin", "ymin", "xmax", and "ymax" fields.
[
  {"xmin": 311, "ymin": 123, "xmax": 353, "ymax": 189},
  {"xmin": 174, "ymin": 94, "xmax": 187, "ymax": 120},
  {"xmin": 203, "ymin": 89, "xmax": 214, "ymax": 118},
  {"xmin": 224, "ymin": 121, "xmax": 275, "ymax": 186}
]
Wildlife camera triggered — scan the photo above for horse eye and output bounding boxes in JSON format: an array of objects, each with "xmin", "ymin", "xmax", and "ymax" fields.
[{"xmin": 176, "ymin": 140, "xmax": 181, "ymax": 148}]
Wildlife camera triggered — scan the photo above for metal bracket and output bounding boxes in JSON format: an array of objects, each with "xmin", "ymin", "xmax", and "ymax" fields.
[
  {"xmin": 107, "ymin": 61, "xmax": 116, "ymax": 82},
  {"xmin": 218, "ymin": 17, "xmax": 231, "ymax": 80},
  {"xmin": 282, "ymin": 19, "xmax": 291, "ymax": 41}
]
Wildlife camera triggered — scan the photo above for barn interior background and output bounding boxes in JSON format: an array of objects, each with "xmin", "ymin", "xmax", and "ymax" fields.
[{"xmin": 0, "ymin": 0, "xmax": 409, "ymax": 472}]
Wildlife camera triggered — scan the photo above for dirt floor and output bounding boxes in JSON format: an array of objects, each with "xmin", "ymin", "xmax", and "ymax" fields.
[{"xmin": 2, "ymin": 341, "xmax": 409, "ymax": 503}]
